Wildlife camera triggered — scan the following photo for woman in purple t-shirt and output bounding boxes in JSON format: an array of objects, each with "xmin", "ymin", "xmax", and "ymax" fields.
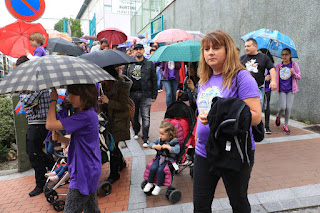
[
  {"xmin": 275, "ymin": 48, "xmax": 301, "ymax": 134},
  {"xmin": 46, "ymin": 85, "xmax": 101, "ymax": 212},
  {"xmin": 193, "ymin": 30, "xmax": 261, "ymax": 213}
]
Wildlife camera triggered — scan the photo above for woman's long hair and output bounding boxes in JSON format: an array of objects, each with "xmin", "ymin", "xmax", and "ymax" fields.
[{"xmin": 198, "ymin": 30, "xmax": 245, "ymax": 89}]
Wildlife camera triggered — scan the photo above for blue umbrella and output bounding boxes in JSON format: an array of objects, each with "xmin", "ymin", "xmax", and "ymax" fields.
[{"xmin": 241, "ymin": 28, "xmax": 298, "ymax": 58}]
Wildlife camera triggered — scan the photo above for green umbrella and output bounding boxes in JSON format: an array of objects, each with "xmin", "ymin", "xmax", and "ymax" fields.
[{"xmin": 148, "ymin": 40, "xmax": 201, "ymax": 62}]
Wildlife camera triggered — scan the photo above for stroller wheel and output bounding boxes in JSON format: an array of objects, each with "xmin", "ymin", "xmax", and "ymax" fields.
[
  {"xmin": 165, "ymin": 186, "xmax": 175, "ymax": 199},
  {"xmin": 45, "ymin": 190, "xmax": 58, "ymax": 204},
  {"xmin": 97, "ymin": 181, "xmax": 112, "ymax": 197},
  {"xmin": 168, "ymin": 189, "xmax": 181, "ymax": 204},
  {"xmin": 53, "ymin": 199, "xmax": 65, "ymax": 212},
  {"xmin": 190, "ymin": 166, "xmax": 193, "ymax": 178}
]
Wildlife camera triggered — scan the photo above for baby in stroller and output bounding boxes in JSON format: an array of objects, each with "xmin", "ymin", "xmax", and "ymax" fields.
[{"xmin": 143, "ymin": 120, "xmax": 180, "ymax": 195}]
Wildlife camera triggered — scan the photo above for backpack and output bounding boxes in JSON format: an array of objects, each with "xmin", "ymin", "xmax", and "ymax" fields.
[{"xmin": 206, "ymin": 97, "xmax": 253, "ymax": 173}]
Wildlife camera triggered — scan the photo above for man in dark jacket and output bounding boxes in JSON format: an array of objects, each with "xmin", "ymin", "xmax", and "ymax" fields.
[{"xmin": 123, "ymin": 44, "xmax": 158, "ymax": 148}]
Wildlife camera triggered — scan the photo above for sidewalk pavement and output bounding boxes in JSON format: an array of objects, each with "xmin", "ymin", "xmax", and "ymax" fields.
[{"xmin": 1, "ymin": 90, "xmax": 320, "ymax": 212}]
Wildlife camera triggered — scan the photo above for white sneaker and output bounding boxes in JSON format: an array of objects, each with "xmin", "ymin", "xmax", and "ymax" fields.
[
  {"xmin": 143, "ymin": 140, "xmax": 149, "ymax": 148},
  {"xmin": 143, "ymin": 182, "xmax": 153, "ymax": 192},
  {"xmin": 152, "ymin": 185, "xmax": 161, "ymax": 195},
  {"xmin": 133, "ymin": 135, "xmax": 139, "ymax": 140}
]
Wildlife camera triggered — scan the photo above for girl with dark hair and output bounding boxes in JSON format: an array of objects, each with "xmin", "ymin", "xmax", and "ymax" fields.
[
  {"xmin": 275, "ymin": 48, "xmax": 301, "ymax": 134},
  {"xmin": 100, "ymin": 65, "xmax": 132, "ymax": 184},
  {"xmin": 258, "ymin": 48, "xmax": 274, "ymax": 134},
  {"xmin": 194, "ymin": 30, "xmax": 261, "ymax": 212},
  {"xmin": 46, "ymin": 85, "xmax": 101, "ymax": 212}
]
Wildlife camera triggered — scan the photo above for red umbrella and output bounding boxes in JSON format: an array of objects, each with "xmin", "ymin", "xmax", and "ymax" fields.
[
  {"xmin": 97, "ymin": 28, "xmax": 127, "ymax": 45},
  {"xmin": 0, "ymin": 20, "xmax": 49, "ymax": 58},
  {"xmin": 152, "ymin": 28, "xmax": 193, "ymax": 43}
]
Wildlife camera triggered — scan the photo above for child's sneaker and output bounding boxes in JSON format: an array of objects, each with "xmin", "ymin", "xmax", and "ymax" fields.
[
  {"xmin": 283, "ymin": 126, "xmax": 290, "ymax": 135},
  {"xmin": 152, "ymin": 185, "xmax": 161, "ymax": 195},
  {"xmin": 143, "ymin": 182, "xmax": 154, "ymax": 192},
  {"xmin": 275, "ymin": 115, "xmax": 280, "ymax": 126}
]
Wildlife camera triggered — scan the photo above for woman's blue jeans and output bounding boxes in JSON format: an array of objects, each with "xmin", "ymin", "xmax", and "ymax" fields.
[
  {"xmin": 156, "ymin": 69, "xmax": 163, "ymax": 90},
  {"xmin": 162, "ymin": 80, "xmax": 178, "ymax": 108}
]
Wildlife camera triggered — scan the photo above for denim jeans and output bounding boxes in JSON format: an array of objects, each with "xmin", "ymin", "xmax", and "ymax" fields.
[
  {"xmin": 264, "ymin": 91, "xmax": 271, "ymax": 128},
  {"xmin": 259, "ymin": 87, "xmax": 265, "ymax": 110},
  {"xmin": 162, "ymin": 79, "xmax": 178, "ymax": 108},
  {"xmin": 156, "ymin": 68, "xmax": 163, "ymax": 90},
  {"xmin": 148, "ymin": 157, "xmax": 167, "ymax": 186},
  {"xmin": 193, "ymin": 154, "xmax": 253, "ymax": 213},
  {"xmin": 130, "ymin": 92, "xmax": 151, "ymax": 142}
]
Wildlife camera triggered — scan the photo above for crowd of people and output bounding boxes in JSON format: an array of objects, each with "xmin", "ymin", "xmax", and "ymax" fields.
[{"xmin": 17, "ymin": 29, "xmax": 301, "ymax": 212}]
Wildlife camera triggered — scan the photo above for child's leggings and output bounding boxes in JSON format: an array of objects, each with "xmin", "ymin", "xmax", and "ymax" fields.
[
  {"xmin": 148, "ymin": 157, "xmax": 168, "ymax": 186},
  {"xmin": 278, "ymin": 92, "xmax": 294, "ymax": 126}
]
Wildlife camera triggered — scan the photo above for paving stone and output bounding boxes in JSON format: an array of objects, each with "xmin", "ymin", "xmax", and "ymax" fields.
[
  {"xmin": 143, "ymin": 205, "xmax": 183, "ymax": 213},
  {"xmin": 251, "ymin": 204, "xmax": 268, "ymax": 213},
  {"xmin": 255, "ymin": 189, "xmax": 296, "ymax": 203},
  {"xmin": 291, "ymin": 184, "xmax": 320, "ymax": 197},
  {"xmin": 180, "ymin": 202, "xmax": 193, "ymax": 213},
  {"xmin": 248, "ymin": 194, "xmax": 261, "ymax": 206},
  {"xmin": 262, "ymin": 201, "xmax": 283, "ymax": 212},
  {"xmin": 298, "ymin": 195, "xmax": 320, "ymax": 207},
  {"xmin": 280, "ymin": 199, "xmax": 302, "ymax": 210}
]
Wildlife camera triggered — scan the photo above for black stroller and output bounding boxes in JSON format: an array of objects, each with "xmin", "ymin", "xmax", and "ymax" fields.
[
  {"xmin": 44, "ymin": 112, "xmax": 113, "ymax": 212},
  {"xmin": 141, "ymin": 101, "xmax": 196, "ymax": 203}
]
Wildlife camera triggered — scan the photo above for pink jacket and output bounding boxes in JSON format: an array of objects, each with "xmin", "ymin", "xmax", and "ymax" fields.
[{"xmin": 275, "ymin": 61, "xmax": 301, "ymax": 94}]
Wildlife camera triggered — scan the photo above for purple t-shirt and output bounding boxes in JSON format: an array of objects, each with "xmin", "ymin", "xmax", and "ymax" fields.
[
  {"xmin": 60, "ymin": 107, "xmax": 101, "ymax": 195},
  {"xmin": 33, "ymin": 46, "xmax": 46, "ymax": 57},
  {"xmin": 265, "ymin": 70, "xmax": 271, "ymax": 93},
  {"xmin": 196, "ymin": 70, "xmax": 260, "ymax": 158},
  {"xmin": 279, "ymin": 62, "xmax": 293, "ymax": 93},
  {"xmin": 167, "ymin": 61, "xmax": 176, "ymax": 80}
]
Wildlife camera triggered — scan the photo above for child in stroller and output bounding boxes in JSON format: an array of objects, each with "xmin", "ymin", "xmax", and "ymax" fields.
[{"xmin": 143, "ymin": 120, "xmax": 180, "ymax": 196}]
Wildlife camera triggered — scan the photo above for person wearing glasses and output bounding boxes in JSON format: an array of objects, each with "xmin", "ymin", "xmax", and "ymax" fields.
[{"xmin": 275, "ymin": 48, "xmax": 301, "ymax": 134}]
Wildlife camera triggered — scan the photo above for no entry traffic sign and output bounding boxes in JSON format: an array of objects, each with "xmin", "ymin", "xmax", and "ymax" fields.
[{"xmin": 5, "ymin": 0, "xmax": 46, "ymax": 22}]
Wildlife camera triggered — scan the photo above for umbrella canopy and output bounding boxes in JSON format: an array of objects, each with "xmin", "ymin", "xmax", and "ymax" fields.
[
  {"xmin": 241, "ymin": 28, "xmax": 298, "ymax": 58},
  {"xmin": 127, "ymin": 36, "xmax": 141, "ymax": 43},
  {"xmin": 82, "ymin": 35, "xmax": 98, "ymax": 40},
  {"xmin": 47, "ymin": 38, "xmax": 84, "ymax": 56},
  {"xmin": 71, "ymin": 37, "xmax": 81, "ymax": 43},
  {"xmin": 148, "ymin": 40, "xmax": 201, "ymax": 62},
  {"xmin": 80, "ymin": 49, "xmax": 137, "ymax": 68},
  {"xmin": 152, "ymin": 29, "xmax": 193, "ymax": 43},
  {"xmin": 97, "ymin": 28, "xmax": 127, "ymax": 45},
  {"xmin": 0, "ymin": 55, "xmax": 115, "ymax": 94},
  {"xmin": 0, "ymin": 20, "xmax": 49, "ymax": 58},
  {"xmin": 133, "ymin": 34, "xmax": 145, "ymax": 39},
  {"xmin": 48, "ymin": 30, "xmax": 72, "ymax": 42},
  {"xmin": 186, "ymin": 31, "xmax": 205, "ymax": 42}
]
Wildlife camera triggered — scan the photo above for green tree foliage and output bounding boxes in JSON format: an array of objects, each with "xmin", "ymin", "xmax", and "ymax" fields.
[
  {"xmin": 54, "ymin": 18, "xmax": 84, "ymax": 38},
  {"xmin": 0, "ymin": 95, "xmax": 15, "ymax": 162}
]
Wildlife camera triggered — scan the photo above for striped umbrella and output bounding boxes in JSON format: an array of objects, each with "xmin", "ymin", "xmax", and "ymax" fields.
[{"xmin": 0, "ymin": 55, "xmax": 115, "ymax": 94}]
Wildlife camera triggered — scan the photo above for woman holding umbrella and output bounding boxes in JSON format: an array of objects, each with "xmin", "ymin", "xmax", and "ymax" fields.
[{"xmin": 275, "ymin": 48, "xmax": 301, "ymax": 134}]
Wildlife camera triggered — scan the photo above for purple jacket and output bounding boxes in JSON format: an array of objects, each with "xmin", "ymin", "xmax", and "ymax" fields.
[
  {"xmin": 275, "ymin": 61, "xmax": 301, "ymax": 94},
  {"xmin": 160, "ymin": 61, "xmax": 181, "ymax": 82}
]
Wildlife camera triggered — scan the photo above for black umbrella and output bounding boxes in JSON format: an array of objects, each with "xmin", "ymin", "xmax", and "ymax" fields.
[
  {"xmin": 0, "ymin": 55, "xmax": 115, "ymax": 94},
  {"xmin": 71, "ymin": 37, "xmax": 81, "ymax": 43},
  {"xmin": 47, "ymin": 38, "xmax": 84, "ymax": 56},
  {"xmin": 79, "ymin": 49, "xmax": 137, "ymax": 68}
]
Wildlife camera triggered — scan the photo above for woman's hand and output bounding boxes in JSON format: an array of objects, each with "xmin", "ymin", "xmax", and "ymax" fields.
[
  {"xmin": 100, "ymin": 95, "xmax": 109, "ymax": 104},
  {"xmin": 187, "ymin": 79, "xmax": 195, "ymax": 91},
  {"xmin": 176, "ymin": 90, "xmax": 182, "ymax": 97},
  {"xmin": 199, "ymin": 113, "xmax": 209, "ymax": 125},
  {"xmin": 50, "ymin": 88, "xmax": 58, "ymax": 101},
  {"xmin": 265, "ymin": 75, "xmax": 271, "ymax": 81},
  {"xmin": 152, "ymin": 144, "xmax": 162, "ymax": 150},
  {"xmin": 290, "ymin": 68, "xmax": 295, "ymax": 74},
  {"xmin": 25, "ymin": 48, "xmax": 30, "ymax": 55},
  {"xmin": 52, "ymin": 130, "xmax": 62, "ymax": 141}
]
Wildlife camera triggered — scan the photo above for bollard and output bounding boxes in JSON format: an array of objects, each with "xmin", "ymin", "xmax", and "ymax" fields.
[{"xmin": 11, "ymin": 94, "xmax": 31, "ymax": 172}]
